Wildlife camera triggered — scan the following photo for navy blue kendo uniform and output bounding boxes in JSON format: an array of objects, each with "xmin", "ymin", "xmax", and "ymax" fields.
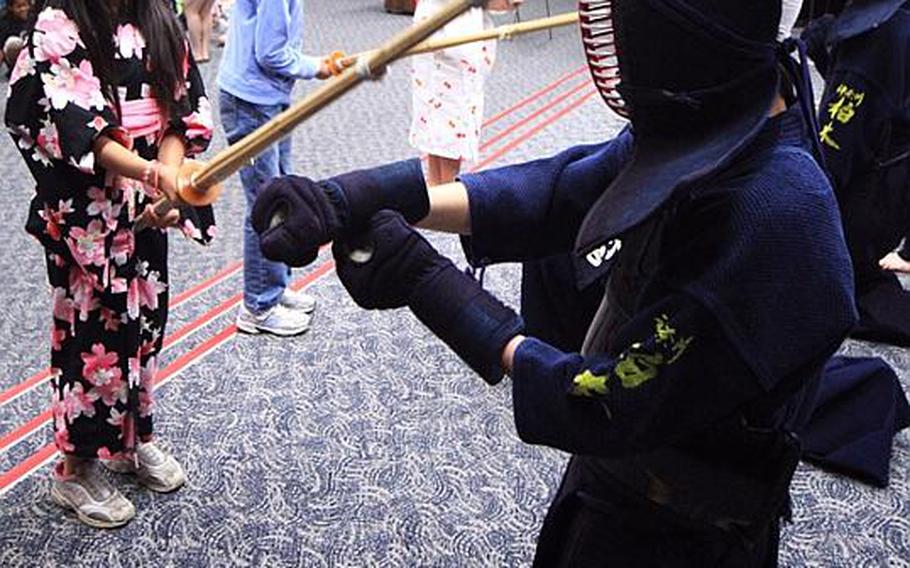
[
  {"xmin": 803, "ymin": 0, "xmax": 910, "ymax": 346},
  {"xmin": 469, "ymin": 135, "xmax": 633, "ymax": 354},
  {"xmin": 520, "ymin": 253, "xmax": 603, "ymax": 352},
  {"xmin": 458, "ymin": 106, "xmax": 854, "ymax": 567},
  {"xmin": 249, "ymin": 1, "xmax": 858, "ymax": 565}
]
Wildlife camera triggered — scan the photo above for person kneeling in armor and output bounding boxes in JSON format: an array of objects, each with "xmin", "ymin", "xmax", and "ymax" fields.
[{"xmin": 803, "ymin": 0, "xmax": 910, "ymax": 346}]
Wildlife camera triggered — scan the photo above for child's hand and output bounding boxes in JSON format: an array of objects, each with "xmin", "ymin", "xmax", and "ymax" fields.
[
  {"xmin": 487, "ymin": 0, "xmax": 523, "ymax": 11},
  {"xmin": 317, "ymin": 52, "xmax": 353, "ymax": 80},
  {"xmin": 137, "ymin": 205, "xmax": 180, "ymax": 230},
  {"xmin": 158, "ymin": 163, "xmax": 182, "ymax": 202},
  {"xmin": 315, "ymin": 61, "xmax": 333, "ymax": 80}
]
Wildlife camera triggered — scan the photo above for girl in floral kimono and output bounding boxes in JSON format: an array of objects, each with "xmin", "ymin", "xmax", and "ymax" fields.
[
  {"xmin": 5, "ymin": 0, "xmax": 214, "ymax": 528},
  {"xmin": 408, "ymin": 0, "xmax": 521, "ymax": 186}
]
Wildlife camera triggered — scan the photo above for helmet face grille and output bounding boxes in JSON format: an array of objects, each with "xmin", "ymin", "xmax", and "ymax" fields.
[{"xmin": 579, "ymin": 0, "xmax": 629, "ymax": 118}]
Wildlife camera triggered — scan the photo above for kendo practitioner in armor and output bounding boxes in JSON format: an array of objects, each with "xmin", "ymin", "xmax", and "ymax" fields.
[
  {"xmin": 524, "ymin": 0, "xmax": 910, "ymax": 490},
  {"xmin": 520, "ymin": 0, "xmax": 808, "ymax": 355},
  {"xmin": 251, "ymin": 0, "xmax": 858, "ymax": 565},
  {"xmin": 776, "ymin": 0, "xmax": 910, "ymax": 489},
  {"xmin": 803, "ymin": 0, "xmax": 910, "ymax": 346}
]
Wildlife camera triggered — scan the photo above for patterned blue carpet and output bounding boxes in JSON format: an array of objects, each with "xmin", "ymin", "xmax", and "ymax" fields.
[{"xmin": 0, "ymin": 1, "xmax": 907, "ymax": 566}]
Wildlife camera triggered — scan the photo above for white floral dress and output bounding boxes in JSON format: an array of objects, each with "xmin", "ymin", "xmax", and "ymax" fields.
[
  {"xmin": 409, "ymin": 0, "xmax": 497, "ymax": 163},
  {"xmin": 4, "ymin": 7, "xmax": 214, "ymax": 461}
]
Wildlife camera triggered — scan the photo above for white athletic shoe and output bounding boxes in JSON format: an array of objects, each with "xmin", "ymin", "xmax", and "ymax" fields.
[
  {"xmin": 50, "ymin": 459, "xmax": 135, "ymax": 529},
  {"xmin": 279, "ymin": 288, "xmax": 317, "ymax": 313},
  {"xmin": 236, "ymin": 303, "xmax": 311, "ymax": 336},
  {"xmin": 103, "ymin": 442, "xmax": 186, "ymax": 493}
]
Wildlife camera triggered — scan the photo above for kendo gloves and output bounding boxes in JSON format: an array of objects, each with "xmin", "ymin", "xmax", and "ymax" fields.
[
  {"xmin": 334, "ymin": 211, "xmax": 524, "ymax": 385},
  {"xmin": 251, "ymin": 159, "xmax": 430, "ymax": 267}
]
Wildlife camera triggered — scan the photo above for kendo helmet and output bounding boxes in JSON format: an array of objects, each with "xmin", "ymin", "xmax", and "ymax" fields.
[
  {"xmin": 582, "ymin": 0, "xmax": 780, "ymax": 131},
  {"xmin": 574, "ymin": 0, "xmax": 791, "ymax": 280}
]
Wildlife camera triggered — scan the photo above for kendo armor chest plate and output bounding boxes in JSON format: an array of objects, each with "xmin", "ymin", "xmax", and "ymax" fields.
[{"xmin": 576, "ymin": 204, "xmax": 799, "ymax": 541}]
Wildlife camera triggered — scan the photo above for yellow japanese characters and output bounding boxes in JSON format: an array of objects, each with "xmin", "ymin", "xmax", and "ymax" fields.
[
  {"xmin": 571, "ymin": 314, "xmax": 694, "ymax": 399},
  {"xmin": 819, "ymin": 83, "xmax": 866, "ymax": 151}
]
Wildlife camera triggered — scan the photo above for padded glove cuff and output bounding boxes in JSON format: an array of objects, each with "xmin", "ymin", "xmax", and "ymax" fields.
[
  {"xmin": 409, "ymin": 263, "xmax": 524, "ymax": 385},
  {"xmin": 326, "ymin": 159, "xmax": 429, "ymax": 231}
]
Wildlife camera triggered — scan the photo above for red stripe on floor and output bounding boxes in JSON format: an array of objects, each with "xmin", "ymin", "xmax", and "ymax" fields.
[
  {"xmin": 481, "ymin": 80, "xmax": 591, "ymax": 152},
  {"xmin": 477, "ymin": 88, "xmax": 598, "ymax": 170},
  {"xmin": 482, "ymin": 65, "xmax": 586, "ymax": 128}
]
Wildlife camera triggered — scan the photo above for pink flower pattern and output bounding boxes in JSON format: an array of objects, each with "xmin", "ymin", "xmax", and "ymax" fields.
[
  {"xmin": 61, "ymin": 383, "xmax": 99, "ymax": 423},
  {"xmin": 87, "ymin": 186, "xmax": 122, "ymax": 230},
  {"xmin": 54, "ymin": 424, "xmax": 76, "ymax": 454},
  {"xmin": 68, "ymin": 266, "xmax": 100, "ymax": 322},
  {"xmin": 32, "ymin": 8, "xmax": 81, "ymax": 63},
  {"xmin": 36, "ymin": 120, "xmax": 63, "ymax": 160},
  {"xmin": 66, "ymin": 219, "xmax": 107, "ymax": 268},
  {"xmin": 99, "ymin": 307, "xmax": 123, "ymax": 332},
  {"xmin": 93, "ymin": 374, "xmax": 128, "ymax": 407},
  {"xmin": 139, "ymin": 358, "xmax": 157, "ymax": 418},
  {"xmin": 138, "ymin": 271, "xmax": 166, "ymax": 312},
  {"xmin": 114, "ymin": 24, "xmax": 146, "ymax": 61},
  {"xmin": 9, "ymin": 49, "xmax": 36, "ymax": 85},
  {"xmin": 51, "ymin": 287, "xmax": 75, "ymax": 328},
  {"xmin": 182, "ymin": 96, "xmax": 214, "ymax": 150},
  {"xmin": 81, "ymin": 343, "xmax": 122, "ymax": 387},
  {"xmin": 128, "ymin": 357, "xmax": 141, "ymax": 389},
  {"xmin": 43, "ymin": 59, "xmax": 107, "ymax": 112},
  {"xmin": 39, "ymin": 199, "xmax": 72, "ymax": 241},
  {"xmin": 110, "ymin": 228, "xmax": 134, "ymax": 266},
  {"xmin": 181, "ymin": 218, "xmax": 203, "ymax": 241},
  {"xmin": 6, "ymin": 7, "xmax": 214, "ymax": 459},
  {"xmin": 50, "ymin": 326, "xmax": 67, "ymax": 351}
]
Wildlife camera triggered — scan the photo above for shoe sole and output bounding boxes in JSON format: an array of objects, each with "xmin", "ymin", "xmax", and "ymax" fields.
[
  {"xmin": 236, "ymin": 319, "xmax": 311, "ymax": 337},
  {"xmin": 50, "ymin": 485, "xmax": 134, "ymax": 529},
  {"xmin": 137, "ymin": 474, "xmax": 185, "ymax": 494}
]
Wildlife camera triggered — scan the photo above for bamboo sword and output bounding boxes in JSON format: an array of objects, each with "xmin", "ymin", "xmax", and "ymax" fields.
[
  {"xmin": 139, "ymin": 5, "xmax": 579, "ymax": 229},
  {"xmin": 329, "ymin": 11, "xmax": 580, "ymax": 71}
]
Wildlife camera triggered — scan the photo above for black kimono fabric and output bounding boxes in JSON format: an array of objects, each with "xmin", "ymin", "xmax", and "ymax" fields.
[{"xmin": 4, "ymin": 7, "xmax": 215, "ymax": 459}]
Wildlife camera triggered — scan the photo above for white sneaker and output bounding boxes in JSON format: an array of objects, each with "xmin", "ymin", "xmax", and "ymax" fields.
[
  {"xmin": 103, "ymin": 441, "xmax": 186, "ymax": 493},
  {"xmin": 50, "ymin": 459, "xmax": 135, "ymax": 529},
  {"xmin": 236, "ymin": 303, "xmax": 311, "ymax": 336},
  {"xmin": 279, "ymin": 288, "xmax": 317, "ymax": 313}
]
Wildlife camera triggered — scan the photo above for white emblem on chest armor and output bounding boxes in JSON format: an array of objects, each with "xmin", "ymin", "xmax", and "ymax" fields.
[{"xmin": 586, "ymin": 239, "xmax": 623, "ymax": 267}]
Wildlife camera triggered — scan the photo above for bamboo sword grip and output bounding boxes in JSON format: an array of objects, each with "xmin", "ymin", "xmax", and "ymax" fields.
[
  {"xmin": 135, "ymin": 160, "xmax": 223, "ymax": 231},
  {"xmin": 174, "ymin": 160, "xmax": 223, "ymax": 207}
]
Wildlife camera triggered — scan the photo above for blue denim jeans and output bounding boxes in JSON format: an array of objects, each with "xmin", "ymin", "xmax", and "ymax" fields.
[{"xmin": 219, "ymin": 90, "xmax": 293, "ymax": 313}]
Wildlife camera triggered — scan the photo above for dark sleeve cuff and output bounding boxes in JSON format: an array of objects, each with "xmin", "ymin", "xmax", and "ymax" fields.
[
  {"xmin": 458, "ymin": 168, "xmax": 533, "ymax": 266},
  {"xmin": 510, "ymin": 338, "xmax": 602, "ymax": 450},
  {"xmin": 458, "ymin": 136, "xmax": 635, "ymax": 266},
  {"xmin": 331, "ymin": 158, "xmax": 429, "ymax": 231}
]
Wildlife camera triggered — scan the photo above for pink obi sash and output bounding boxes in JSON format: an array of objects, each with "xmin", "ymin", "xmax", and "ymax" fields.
[{"xmin": 120, "ymin": 98, "xmax": 166, "ymax": 140}]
